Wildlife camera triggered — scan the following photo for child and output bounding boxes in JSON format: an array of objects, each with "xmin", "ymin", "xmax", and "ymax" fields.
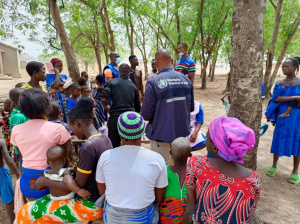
[
  {"xmin": 93, "ymin": 74, "xmax": 107, "ymax": 125},
  {"xmin": 78, "ymin": 76, "xmax": 87, "ymax": 87},
  {"xmin": 9, "ymin": 88, "xmax": 29, "ymax": 173},
  {"xmin": 146, "ymin": 59, "xmax": 158, "ymax": 80},
  {"xmin": 15, "ymin": 82, "xmax": 25, "ymax": 88},
  {"xmin": 81, "ymin": 71, "xmax": 92, "ymax": 88},
  {"xmin": 68, "ymin": 83, "xmax": 81, "ymax": 110},
  {"xmin": 187, "ymin": 100, "xmax": 206, "ymax": 151},
  {"xmin": 81, "ymin": 85, "xmax": 91, "ymax": 97},
  {"xmin": 45, "ymin": 145, "xmax": 90, "ymax": 200},
  {"xmin": 48, "ymin": 102, "xmax": 72, "ymax": 134},
  {"xmin": 0, "ymin": 99, "xmax": 12, "ymax": 153},
  {"xmin": 279, "ymin": 101, "xmax": 300, "ymax": 117},
  {"xmin": 0, "ymin": 138, "xmax": 20, "ymax": 223},
  {"xmin": 221, "ymin": 92, "xmax": 231, "ymax": 116},
  {"xmin": 180, "ymin": 67, "xmax": 189, "ymax": 77},
  {"xmin": 159, "ymin": 137, "xmax": 191, "ymax": 224}
]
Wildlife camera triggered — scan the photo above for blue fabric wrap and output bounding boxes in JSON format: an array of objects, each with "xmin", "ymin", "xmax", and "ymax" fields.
[{"xmin": 20, "ymin": 167, "xmax": 50, "ymax": 199}]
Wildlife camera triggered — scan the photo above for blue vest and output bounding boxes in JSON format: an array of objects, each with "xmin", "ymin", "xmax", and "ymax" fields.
[
  {"xmin": 145, "ymin": 67, "xmax": 194, "ymax": 143},
  {"xmin": 102, "ymin": 63, "xmax": 119, "ymax": 85}
]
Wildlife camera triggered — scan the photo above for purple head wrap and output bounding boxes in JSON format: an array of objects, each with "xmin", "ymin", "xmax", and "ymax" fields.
[{"xmin": 209, "ymin": 116, "xmax": 255, "ymax": 163}]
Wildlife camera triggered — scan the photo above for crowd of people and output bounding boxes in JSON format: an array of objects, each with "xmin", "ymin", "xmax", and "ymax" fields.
[{"xmin": 0, "ymin": 42, "xmax": 299, "ymax": 224}]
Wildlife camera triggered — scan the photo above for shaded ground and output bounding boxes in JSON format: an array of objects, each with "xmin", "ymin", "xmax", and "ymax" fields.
[{"xmin": 0, "ymin": 71, "xmax": 299, "ymax": 224}]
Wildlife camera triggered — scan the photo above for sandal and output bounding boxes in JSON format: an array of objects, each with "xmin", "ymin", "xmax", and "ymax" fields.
[
  {"xmin": 288, "ymin": 173, "xmax": 300, "ymax": 184},
  {"xmin": 266, "ymin": 167, "xmax": 277, "ymax": 177}
]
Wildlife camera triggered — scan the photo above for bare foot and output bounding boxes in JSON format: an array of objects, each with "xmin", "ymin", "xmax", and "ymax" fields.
[{"xmin": 279, "ymin": 113, "xmax": 290, "ymax": 117}]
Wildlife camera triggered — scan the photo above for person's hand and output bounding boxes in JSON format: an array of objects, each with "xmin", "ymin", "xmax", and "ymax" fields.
[
  {"xmin": 78, "ymin": 189, "xmax": 91, "ymax": 200},
  {"xmin": 0, "ymin": 108, "xmax": 5, "ymax": 117},
  {"xmin": 105, "ymin": 105, "xmax": 111, "ymax": 113},
  {"xmin": 35, "ymin": 176, "xmax": 48, "ymax": 191},
  {"xmin": 53, "ymin": 67, "xmax": 59, "ymax": 75},
  {"xmin": 190, "ymin": 132, "xmax": 197, "ymax": 142}
]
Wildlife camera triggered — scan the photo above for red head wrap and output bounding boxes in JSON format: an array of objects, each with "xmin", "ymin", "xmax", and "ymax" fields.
[{"xmin": 50, "ymin": 58, "xmax": 62, "ymax": 66}]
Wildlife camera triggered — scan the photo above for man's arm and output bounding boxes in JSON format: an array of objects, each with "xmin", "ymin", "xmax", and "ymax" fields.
[
  {"xmin": 0, "ymin": 140, "xmax": 20, "ymax": 179},
  {"xmin": 141, "ymin": 84, "xmax": 156, "ymax": 121},
  {"xmin": 134, "ymin": 88, "xmax": 141, "ymax": 113},
  {"xmin": 139, "ymin": 70, "xmax": 144, "ymax": 97},
  {"xmin": 101, "ymin": 81, "xmax": 112, "ymax": 113},
  {"xmin": 188, "ymin": 72, "xmax": 195, "ymax": 85}
]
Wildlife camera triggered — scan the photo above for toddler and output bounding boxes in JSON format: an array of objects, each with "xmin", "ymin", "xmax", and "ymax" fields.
[
  {"xmin": 221, "ymin": 92, "xmax": 231, "ymax": 116},
  {"xmin": 45, "ymin": 145, "xmax": 90, "ymax": 200}
]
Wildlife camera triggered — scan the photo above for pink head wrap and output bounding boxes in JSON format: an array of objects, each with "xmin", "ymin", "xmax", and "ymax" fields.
[
  {"xmin": 209, "ymin": 116, "xmax": 255, "ymax": 164},
  {"xmin": 50, "ymin": 58, "xmax": 62, "ymax": 66}
]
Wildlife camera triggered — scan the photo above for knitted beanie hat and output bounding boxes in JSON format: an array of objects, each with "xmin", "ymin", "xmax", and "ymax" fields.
[{"xmin": 117, "ymin": 112, "xmax": 145, "ymax": 140}]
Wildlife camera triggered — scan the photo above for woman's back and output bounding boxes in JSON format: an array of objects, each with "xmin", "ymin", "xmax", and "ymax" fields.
[
  {"xmin": 186, "ymin": 155, "xmax": 260, "ymax": 224},
  {"xmin": 11, "ymin": 119, "xmax": 71, "ymax": 170}
]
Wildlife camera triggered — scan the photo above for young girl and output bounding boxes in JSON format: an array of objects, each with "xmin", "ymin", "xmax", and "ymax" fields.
[
  {"xmin": 81, "ymin": 85, "xmax": 91, "ymax": 97},
  {"xmin": 266, "ymin": 57, "xmax": 300, "ymax": 184},
  {"xmin": 93, "ymin": 74, "xmax": 107, "ymax": 124},
  {"xmin": 22, "ymin": 61, "xmax": 47, "ymax": 92},
  {"xmin": 68, "ymin": 83, "xmax": 81, "ymax": 111},
  {"xmin": 159, "ymin": 137, "xmax": 191, "ymax": 224},
  {"xmin": 187, "ymin": 101, "xmax": 206, "ymax": 151},
  {"xmin": 183, "ymin": 116, "xmax": 260, "ymax": 224}
]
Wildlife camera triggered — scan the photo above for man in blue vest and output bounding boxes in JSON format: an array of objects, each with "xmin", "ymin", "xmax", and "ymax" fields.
[
  {"xmin": 102, "ymin": 52, "xmax": 121, "ymax": 85},
  {"xmin": 141, "ymin": 49, "xmax": 194, "ymax": 165}
]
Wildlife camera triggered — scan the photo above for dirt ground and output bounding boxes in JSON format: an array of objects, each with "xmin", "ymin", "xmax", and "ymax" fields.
[{"xmin": 0, "ymin": 69, "xmax": 299, "ymax": 224}]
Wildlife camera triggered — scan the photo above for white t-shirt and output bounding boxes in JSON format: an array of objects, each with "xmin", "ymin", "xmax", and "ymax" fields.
[{"xmin": 96, "ymin": 145, "xmax": 168, "ymax": 209}]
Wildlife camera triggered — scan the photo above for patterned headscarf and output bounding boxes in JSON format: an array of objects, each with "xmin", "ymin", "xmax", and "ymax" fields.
[
  {"xmin": 117, "ymin": 112, "xmax": 145, "ymax": 140},
  {"xmin": 209, "ymin": 116, "xmax": 255, "ymax": 163},
  {"xmin": 50, "ymin": 58, "xmax": 62, "ymax": 66}
]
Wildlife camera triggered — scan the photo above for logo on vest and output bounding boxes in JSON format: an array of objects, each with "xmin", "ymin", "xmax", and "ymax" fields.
[{"xmin": 158, "ymin": 79, "xmax": 168, "ymax": 89}]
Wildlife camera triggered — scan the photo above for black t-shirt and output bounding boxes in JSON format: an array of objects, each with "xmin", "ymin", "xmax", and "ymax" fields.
[
  {"xmin": 76, "ymin": 133, "xmax": 112, "ymax": 202},
  {"xmin": 101, "ymin": 75, "xmax": 141, "ymax": 118}
]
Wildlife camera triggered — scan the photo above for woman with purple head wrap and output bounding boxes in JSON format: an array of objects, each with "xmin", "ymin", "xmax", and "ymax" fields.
[{"xmin": 183, "ymin": 116, "xmax": 261, "ymax": 224}]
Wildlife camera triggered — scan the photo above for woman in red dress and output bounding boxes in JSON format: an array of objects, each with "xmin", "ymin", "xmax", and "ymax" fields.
[{"xmin": 183, "ymin": 116, "xmax": 261, "ymax": 224}]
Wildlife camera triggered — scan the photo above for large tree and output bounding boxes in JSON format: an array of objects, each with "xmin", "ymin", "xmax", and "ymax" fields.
[
  {"xmin": 47, "ymin": 0, "xmax": 80, "ymax": 81},
  {"xmin": 229, "ymin": 0, "xmax": 265, "ymax": 169}
]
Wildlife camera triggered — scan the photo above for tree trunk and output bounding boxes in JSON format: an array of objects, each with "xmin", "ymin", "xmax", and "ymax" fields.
[
  {"xmin": 263, "ymin": 0, "xmax": 283, "ymax": 94},
  {"xmin": 210, "ymin": 58, "xmax": 217, "ymax": 82},
  {"xmin": 48, "ymin": 0, "xmax": 80, "ymax": 81},
  {"xmin": 265, "ymin": 16, "xmax": 300, "ymax": 96},
  {"xmin": 174, "ymin": 0, "xmax": 181, "ymax": 45},
  {"xmin": 229, "ymin": 0, "xmax": 265, "ymax": 169},
  {"xmin": 224, "ymin": 70, "xmax": 231, "ymax": 93},
  {"xmin": 124, "ymin": 0, "xmax": 134, "ymax": 55},
  {"xmin": 208, "ymin": 61, "xmax": 212, "ymax": 77},
  {"xmin": 94, "ymin": 46, "xmax": 102, "ymax": 74}
]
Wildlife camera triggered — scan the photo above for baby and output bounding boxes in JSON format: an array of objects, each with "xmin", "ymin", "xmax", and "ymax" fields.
[{"xmin": 45, "ymin": 146, "xmax": 90, "ymax": 200}]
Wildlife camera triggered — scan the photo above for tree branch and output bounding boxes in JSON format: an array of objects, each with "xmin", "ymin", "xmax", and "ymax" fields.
[{"xmin": 268, "ymin": 0, "xmax": 276, "ymax": 9}]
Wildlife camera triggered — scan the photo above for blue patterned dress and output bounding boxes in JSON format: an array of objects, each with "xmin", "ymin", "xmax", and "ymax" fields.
[
  {"xmin": 271, "ymin": 84, "xmax": 300, "ymax": 157},
  {"xmin": 93, "ymin": 90, "xmax": 107, "ymax": 123}
]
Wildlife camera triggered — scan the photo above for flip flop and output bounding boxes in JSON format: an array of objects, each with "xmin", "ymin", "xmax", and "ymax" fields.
[
  {"xmin": 288, "ymin": 173, "xmax": 300, "ymax": 184},
  {"xmin": 266, "ymin": 167, "xmax": 277, "ymax": 177}
]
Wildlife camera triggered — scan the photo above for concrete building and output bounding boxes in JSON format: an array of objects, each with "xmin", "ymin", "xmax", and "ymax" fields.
[{"xmin": 0, "ymin": 42, "xmax": 22, "ymax": 79}]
